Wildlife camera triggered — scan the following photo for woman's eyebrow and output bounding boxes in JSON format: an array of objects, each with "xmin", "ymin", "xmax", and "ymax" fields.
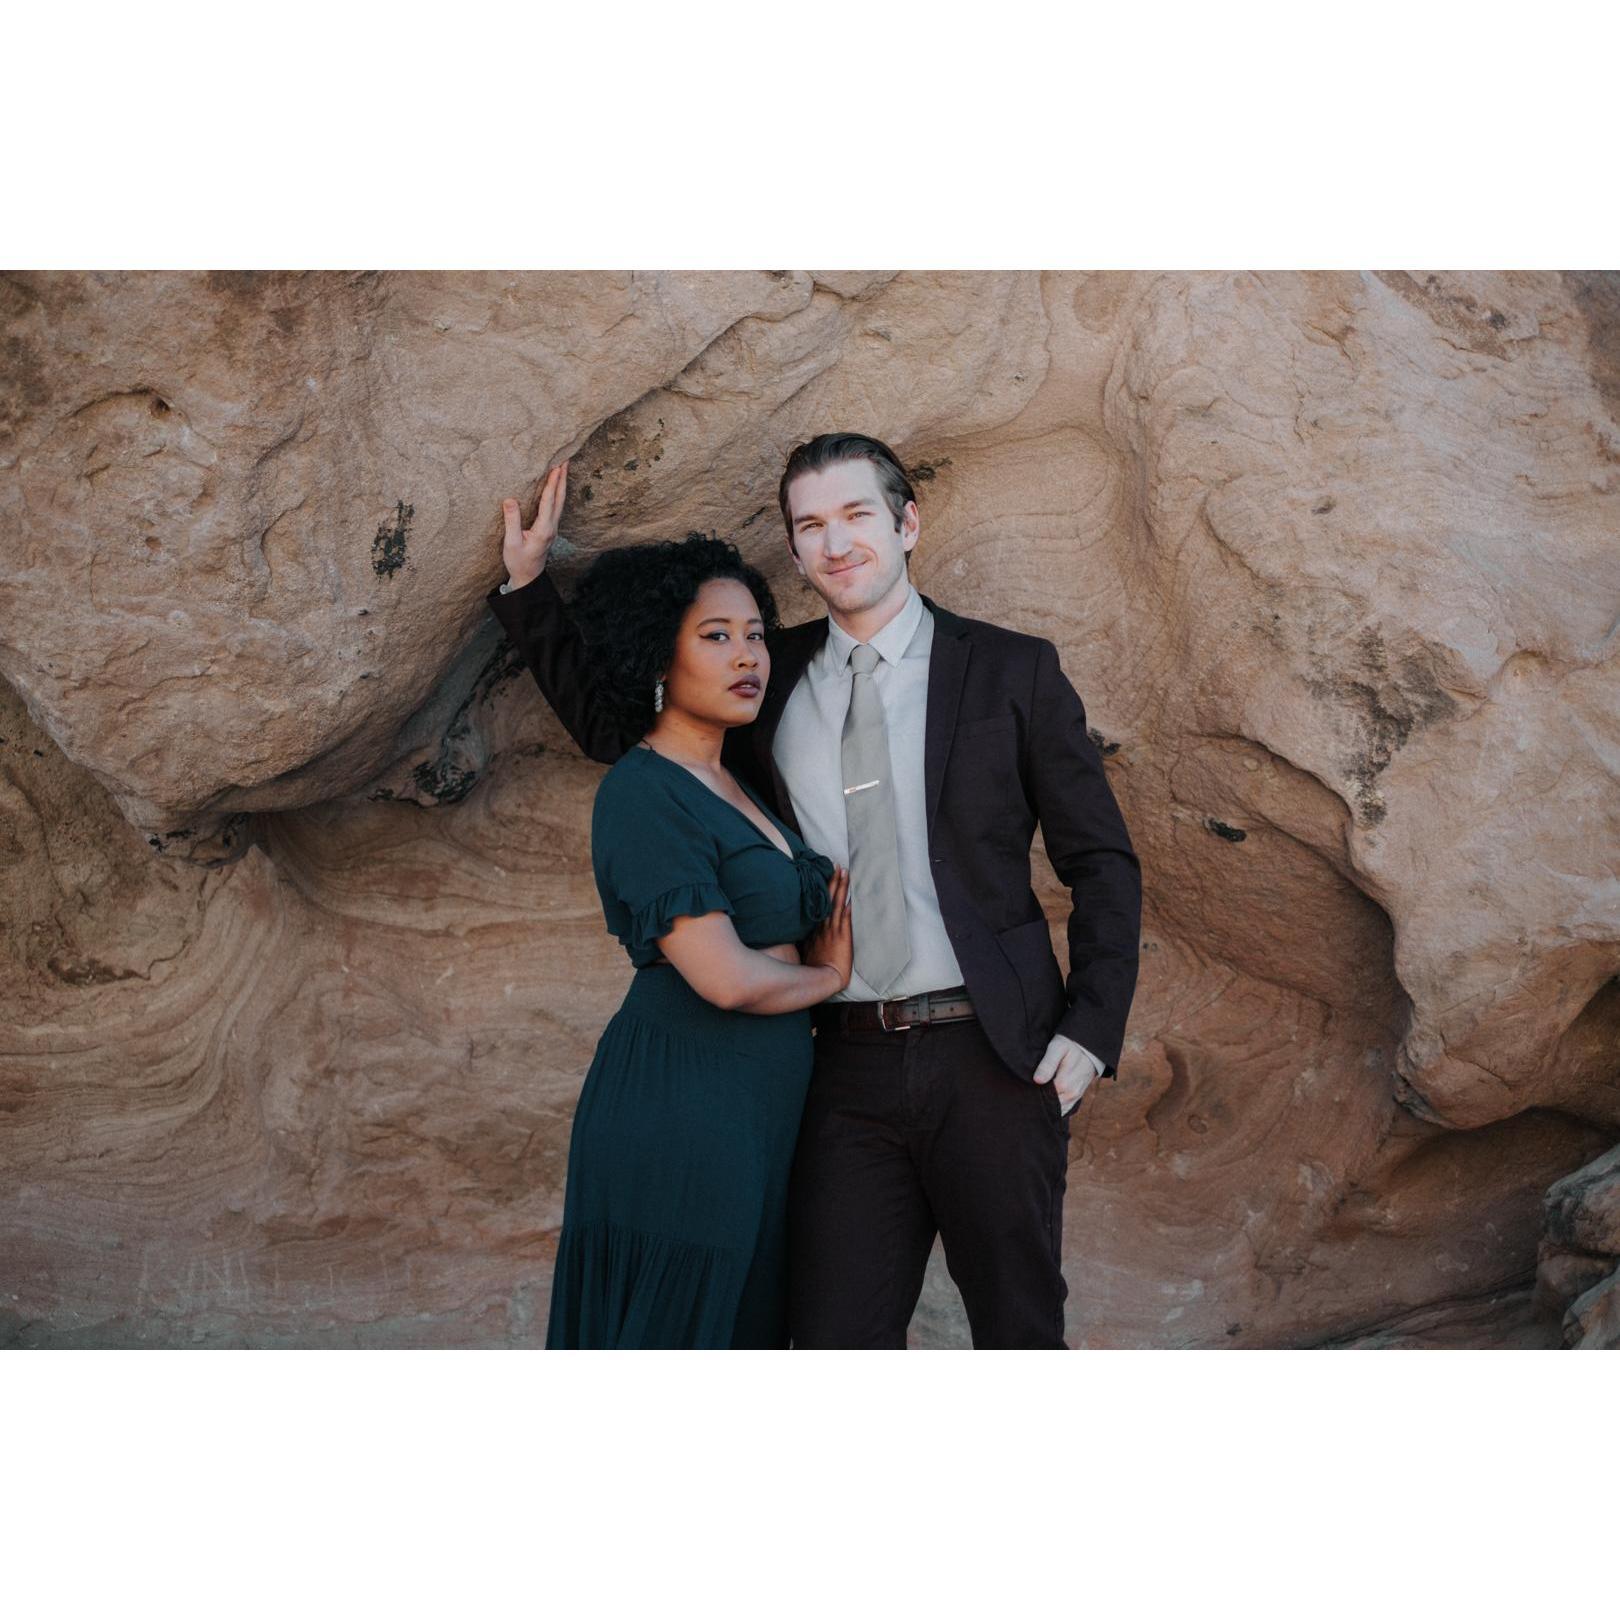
[{"xmin": 696, "ymin": 617, "xmax": 764, "ymax": 628}]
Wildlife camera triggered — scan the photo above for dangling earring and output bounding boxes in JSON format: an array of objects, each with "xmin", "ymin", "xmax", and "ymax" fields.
[{"xmin": 653, "ymin": 678, "xmax": 665, "ymax": 714}]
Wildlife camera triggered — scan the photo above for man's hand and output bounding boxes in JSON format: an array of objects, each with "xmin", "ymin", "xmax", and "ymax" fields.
[
  {"xmin": 500, "ymin": 462, "xmax": 568, "ymax": 590},
  {"xmin": 1034, "ymin": 1033, "xmax": 1102, "ymax": 1115}
]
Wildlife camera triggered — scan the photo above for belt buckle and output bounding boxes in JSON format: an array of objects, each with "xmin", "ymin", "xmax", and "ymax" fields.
[{"xmin": 877, "ymin": 997, "xmax": 912, "ymax": 1033}]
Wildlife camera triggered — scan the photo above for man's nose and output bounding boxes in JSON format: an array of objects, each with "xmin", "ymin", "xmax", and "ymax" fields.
[{"xmin": 823, "ymin": 522, "xmax": 852, "ymax": 557}]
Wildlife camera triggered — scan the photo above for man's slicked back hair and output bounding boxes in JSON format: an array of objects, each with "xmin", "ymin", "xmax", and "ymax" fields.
[{"xmin": 778, "ymin": 432, "xmax": 918, "ymax": 542}]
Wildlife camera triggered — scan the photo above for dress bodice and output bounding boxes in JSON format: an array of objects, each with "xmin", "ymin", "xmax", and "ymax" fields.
[{"xmin": 591, "ymin": 744, "xmax": 834, "ymax": 967}]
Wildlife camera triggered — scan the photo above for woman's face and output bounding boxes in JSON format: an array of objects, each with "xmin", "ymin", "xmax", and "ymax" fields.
[{"xmin": 663, "ymin": 577, "xmax": 770, "ymax": 729}]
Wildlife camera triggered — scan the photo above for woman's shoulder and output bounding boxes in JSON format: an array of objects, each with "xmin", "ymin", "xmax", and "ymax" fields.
[
  {"xmin": 593, "ymin": 743, "xmax": 659, "ymax": 812},
  {"xmin": 592, "ymin": 745, "xmax": 704, "ymax": 832}
]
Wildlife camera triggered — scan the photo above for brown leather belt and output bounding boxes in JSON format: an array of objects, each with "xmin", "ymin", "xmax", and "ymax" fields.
[{"xmin": 819, "ymin": 985, "xmax": 976, "ymax": 1034}]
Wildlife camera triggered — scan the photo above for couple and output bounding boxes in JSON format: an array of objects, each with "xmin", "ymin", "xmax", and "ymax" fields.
[{"xmin": 488, "ymin": 432, "xmax": 1142, "ymax": 1349}]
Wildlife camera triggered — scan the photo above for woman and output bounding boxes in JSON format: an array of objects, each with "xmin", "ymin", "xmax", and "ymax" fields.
[{"xmin": 504, "ymin": 474, "xmax": 852, "ymax": 1349}]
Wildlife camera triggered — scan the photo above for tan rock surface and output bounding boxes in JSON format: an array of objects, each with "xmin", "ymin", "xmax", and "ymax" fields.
[{"xmin": 2, "ymin": 270, "xmax": 1616, "ymax": 1347}]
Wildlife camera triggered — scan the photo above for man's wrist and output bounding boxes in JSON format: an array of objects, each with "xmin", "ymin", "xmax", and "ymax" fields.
[
  {"xmin": 1055, "ymin": 1025, "xmax": 1111, "ymax": 1081},
  {"xmin": 499, "ymin": 570, "xmax": 543, "ymax": 596}
]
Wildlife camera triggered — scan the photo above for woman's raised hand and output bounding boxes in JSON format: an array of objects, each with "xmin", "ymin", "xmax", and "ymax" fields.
[
  {"xmin": 803, "ymin": 866, "xmax": 853, "ymax": 995},
  {"xmin": 500, "ymin": 461, "xmax": 568, "ymax": 589}
]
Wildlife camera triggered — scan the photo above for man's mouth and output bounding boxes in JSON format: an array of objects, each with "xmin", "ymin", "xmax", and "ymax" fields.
[{"xmin": 824, "ymin": 559, "xmax": 866, "ymax": 578}]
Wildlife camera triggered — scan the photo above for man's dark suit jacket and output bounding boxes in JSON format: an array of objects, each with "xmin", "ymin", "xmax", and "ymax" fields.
[{"xmin": 488, "ymin": 573, "xmax": 1142, "ymax": 1087}]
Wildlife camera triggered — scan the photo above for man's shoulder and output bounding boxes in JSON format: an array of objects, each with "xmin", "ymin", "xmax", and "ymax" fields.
[{"xmin": 924, "ymin": 598, "xmax": 1053, "ymax": 663}]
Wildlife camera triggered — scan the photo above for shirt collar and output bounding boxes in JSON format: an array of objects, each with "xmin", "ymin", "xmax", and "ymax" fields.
[{"xmin": 826, "ymin": 584, "xmax": 927, "ymax": 671}]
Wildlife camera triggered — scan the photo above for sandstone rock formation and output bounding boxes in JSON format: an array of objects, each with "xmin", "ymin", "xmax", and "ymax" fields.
[
  {"xmin": 1535, "ymin": 1141, "xmax": 1620, "ymax": 1347},
  {"xmin": 2, "ymin": 270, "xmax": 1616, "ymax": 1347}
]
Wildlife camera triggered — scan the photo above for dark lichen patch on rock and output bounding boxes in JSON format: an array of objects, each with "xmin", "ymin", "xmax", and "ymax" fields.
[
  {"xmin": 909, "ymin": 457, "xmax": 953, "ymax": 483},
  {"xmin": 1309, "ymin": 626, "xmax": 1461, "ymax": 824},
  {"xmin": 573, "ymin": 412, "xmax": 669, "ymax": 520},
  {"xmin": 471, "ymin": 642, "xmax": 524, "ymax": 703},
  {"xmin": 1561, "ymin": 270, "xmax": 1620, "ymax": 424},
  {"xmin": 1375, "ymin": 272, "xmax": 1516, "ymax": 361},
  {"xmin": 388, "ymin": 642, "xmax": 518, "ymax": 809},
  {"xmin": 0, "ymin": 332, "xmax": 51, "ymax": 436},
  {"xmin": 1392, "ymin": 1070, "xmax": 1448, "ymax": 1122},
  {"xmin": 1088, "ymin": 727, "xmax": 1121, "ymax": 757},
  {"xmin": 1204, "ymin": 817, "xmax": 1247, "ymax": 843},
  {"xmin": 46, "ymin": 953, "xmax": 140, "ymax": 988},
  {"xmin": 411, "ymin": 758, "xmax": 478, "ymax": 804},
  {"xmin": 372, "ymin": 501, "xmax": 413, "ymax": 576}
]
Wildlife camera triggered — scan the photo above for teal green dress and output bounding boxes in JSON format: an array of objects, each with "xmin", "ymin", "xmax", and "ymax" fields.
[{"xmin": 546, "ymin": 743, "xmax": 835, "ymax": 1349}]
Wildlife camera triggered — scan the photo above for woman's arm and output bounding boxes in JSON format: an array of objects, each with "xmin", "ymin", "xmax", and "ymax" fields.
[{"xmin": 656, "ymin": 868, "xmax": 852, "ymax": 1014}]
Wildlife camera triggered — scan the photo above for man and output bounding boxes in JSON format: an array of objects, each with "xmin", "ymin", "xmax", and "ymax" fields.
[{"xmin": 489, "ymin": 433, "xmax": 1141, "ymax": 1348}]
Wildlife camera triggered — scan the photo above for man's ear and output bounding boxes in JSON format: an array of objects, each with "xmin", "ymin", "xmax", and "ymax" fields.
[{"xmin": 900, "ymin": 500, "xmax": 921, "ymax": 554}]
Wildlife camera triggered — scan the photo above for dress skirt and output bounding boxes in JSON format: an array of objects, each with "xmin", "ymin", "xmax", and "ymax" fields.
[{"xmin": 546, "ymin": 963, "xmax": 814, "ymax": 1349}]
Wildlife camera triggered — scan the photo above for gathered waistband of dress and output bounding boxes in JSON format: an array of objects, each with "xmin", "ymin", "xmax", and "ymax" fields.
[{"xmin": 619, "ymin": 957, "xmax": 811, "ymax": 1042}]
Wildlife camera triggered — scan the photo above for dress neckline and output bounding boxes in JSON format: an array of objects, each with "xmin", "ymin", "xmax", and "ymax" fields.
[{"xmin": 634, "ymin": 742, "xmax": 797, "ymax": 861}]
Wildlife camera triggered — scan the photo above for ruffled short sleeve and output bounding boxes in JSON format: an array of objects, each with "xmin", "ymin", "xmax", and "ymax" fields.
[
  {"xmin": 591, "ymin": 755, "xmax": 735, "ymax": 963},
  {"xmin": 620, "ymin": 879, "xmax": 735, "ymax": 954}
]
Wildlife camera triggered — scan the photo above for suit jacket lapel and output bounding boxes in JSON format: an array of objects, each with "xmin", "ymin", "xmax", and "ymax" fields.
[{"xmin": 920, "ymin": 594, "xmax": 970, "ymax": 835}]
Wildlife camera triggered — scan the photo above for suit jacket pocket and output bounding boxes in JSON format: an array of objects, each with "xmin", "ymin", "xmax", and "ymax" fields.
[
  {"xmin": 994, "ymin": 916, "xmax": 1066, "ymax": 1038},
  {"xmin": 953, "ymin": 715, "xmax": 1015, "ymax": 747}
]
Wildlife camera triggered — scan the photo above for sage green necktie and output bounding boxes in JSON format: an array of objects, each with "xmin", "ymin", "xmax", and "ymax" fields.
[{"xmin": 842, "ymin": 642, "xmax": 911, "ymax": 996}]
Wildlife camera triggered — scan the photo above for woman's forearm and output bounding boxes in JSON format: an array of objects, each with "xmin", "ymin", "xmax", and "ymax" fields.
[
  {"xmin": 656, "ymin": 913, "xmax": 843, "ymax": 1013},
  {"xmin": 728, "ymin": 957, "xmax": 843, "ymax": 1015}
]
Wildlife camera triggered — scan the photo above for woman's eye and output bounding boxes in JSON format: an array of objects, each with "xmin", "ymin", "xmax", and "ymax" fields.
[{"xmin": 704, "ymin": 632, "xmax": 728, "ymax": 641}]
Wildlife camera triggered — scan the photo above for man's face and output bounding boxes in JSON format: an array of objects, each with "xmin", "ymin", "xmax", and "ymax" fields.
[{"xmin": 785, "ymin": 459, "xmax": 919, "ymax": 621}]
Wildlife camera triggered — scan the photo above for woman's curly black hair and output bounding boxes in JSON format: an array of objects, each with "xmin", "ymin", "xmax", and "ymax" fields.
[{"xmin": 570, "ymin": 534, "xmax": 781, "ymax": 739}]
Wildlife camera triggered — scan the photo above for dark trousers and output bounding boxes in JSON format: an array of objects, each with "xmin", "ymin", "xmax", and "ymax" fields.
[{"xmin": 786, "ymin": 1015, "xmax": 1072, "ymax": 1349}]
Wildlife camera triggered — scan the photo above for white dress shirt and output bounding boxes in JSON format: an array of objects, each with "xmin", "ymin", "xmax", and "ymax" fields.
[{"xmin": 772, "ymin": 586, "xmax": 963, "ymax": 1004}]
